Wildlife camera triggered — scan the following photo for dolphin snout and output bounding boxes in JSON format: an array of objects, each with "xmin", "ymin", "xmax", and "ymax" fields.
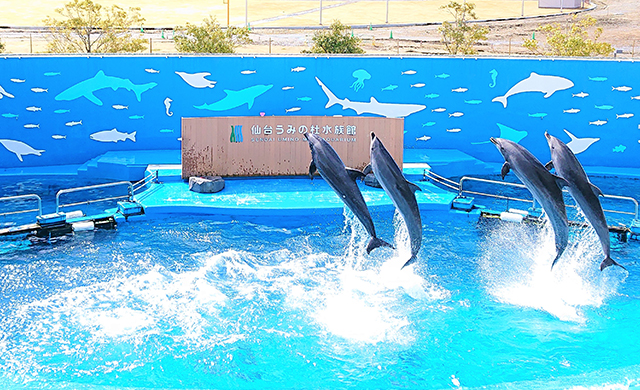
[
  {"xmin": 303, "ymin": 133, "xmax": 310, "ymax": 141},
  {"xmin": 370, "ymin": 132, "xmax": 376, "ymax": 141},
  {"xmin": 490, "ymin": 137, "xmax": 498, "ymax": 145},
  {"xmin": 544, "ymin": 131, "xmax": 551, "ymax": 139}
]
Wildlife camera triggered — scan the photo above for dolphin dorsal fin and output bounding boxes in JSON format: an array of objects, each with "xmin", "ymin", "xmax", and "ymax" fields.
[
  {"xmin": 406, "ymin": 180, "xmax": 421, "ymax": 193},
  {"xmin": 591, "ymin": 182, "xmax": 604, "ymax": 197},
  {"xmin": 501, "ymin": 162, "xmax": 511, "ymax": 180},
  {"xmin": 552, "ymin": 174, "xmax": 569, "ymax": 189},
  {"xmin": 530, "ymin": 72, "xmax": 539, "ymax": 77},
  {"xmin": 346, "ymin": 167, "xmax": 365, "ymax": 182},
  {"xmin": 370, "ymin": 97, "xmax": 378, "ymax": 103}
]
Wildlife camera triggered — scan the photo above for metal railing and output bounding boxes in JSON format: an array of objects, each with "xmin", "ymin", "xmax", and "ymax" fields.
[
  {"xmin": 424, "ymin": 171, "xmax": 639, "ymax": 220},
  {"xmin": 132, "ymin": 170, "xmax": 159, "ymax": 195},
  {"xmin": 0, "ymin": 194, "xmax": 42, "ymax": 218},
  {"xmin": 456, "ymin": 174, "xmax": 638, "ymax": 219},
  {"xmin": 56, "ymin": 181, "xmax": 133, "ymax": 213}
]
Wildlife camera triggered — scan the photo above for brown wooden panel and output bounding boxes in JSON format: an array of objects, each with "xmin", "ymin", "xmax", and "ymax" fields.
[{"xmin": 181, "ymin": 116, "xmax": 404, "ymax": 178}]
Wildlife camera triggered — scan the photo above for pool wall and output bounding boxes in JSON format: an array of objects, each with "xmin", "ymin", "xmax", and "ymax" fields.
[{"xmin": 0, "ymin": 55, "xmax": 638, "ymax": 172}]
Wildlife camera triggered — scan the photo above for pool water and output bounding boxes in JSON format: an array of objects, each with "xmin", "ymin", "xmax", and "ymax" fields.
[{"xmin": 0, "ymin": 176, "xmax": 639, "ymax": 389}]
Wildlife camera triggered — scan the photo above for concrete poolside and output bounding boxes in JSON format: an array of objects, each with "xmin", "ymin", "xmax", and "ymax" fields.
[{"xmin": 134, "ymin": 165, "xmax": 457, "ymax": 218}]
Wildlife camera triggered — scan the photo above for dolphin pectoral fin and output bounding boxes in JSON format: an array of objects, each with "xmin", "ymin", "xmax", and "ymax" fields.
[
  {"xmin": 362, "ymin": 164, "xmax": 373, "ymax": 177},
  {"xmin": 551, "ymin": 174, "xmax": 569, "ymax": 189},
  {"xmin": 401, "ymin": 255, "xmax": 417, "ymax": 269},
  {"xmin": 346, "ymin": 167, "xmax": 365, "ymax": 182},
  {"xmin": 600, "ymin": 256, "xmax": 626, "ymax": 271},
  {"xmin": 591, "ymin": 182, "xmax": 604, "ymax": 197},
  {"xmin": 500, "ymin": 162, "xmax": 511, "ymax": 180},
  {"xmin": 406, "ymin": 180, "xmax": 422, "ymax": 193},
  {"xmin": 366, "ymin": 237, "xmax": 394, "ymax": 254},
  {"xmin": 308, "ymin": 160, "xmax": 317, "ymax": 180},
  {"xmin": 544, "ymin": 161, "xmax": 554, "ymax": 171}
]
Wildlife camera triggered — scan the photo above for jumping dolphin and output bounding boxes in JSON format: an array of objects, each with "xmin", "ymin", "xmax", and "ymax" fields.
[
  {"xmin": 368, "ymin": 132, "xmax": 422, "ymax": 268},
  {"xmin": 304, "ymin": 133, "xmax": 392, "ymax": 254},
  {"xmin": 491, "ymin": 137, "xmax": 569, "ymax": 269},
  {"xmin": 544, "ymin": 132, "xmax": 626, "ymax": 271}
]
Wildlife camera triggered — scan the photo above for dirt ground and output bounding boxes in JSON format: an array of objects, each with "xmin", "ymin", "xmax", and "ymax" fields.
[{"xmin": 0, "ymin": 0, "xmax": 638, "ymax": 57}]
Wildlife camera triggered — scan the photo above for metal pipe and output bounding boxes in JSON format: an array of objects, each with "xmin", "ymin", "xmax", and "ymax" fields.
[
  {"xmin": 319, "ymin": 0, "xmax": 323, "ymax": 25},
  {"xmin": 56, "ymin": 181, "xmax": 133, "ymax": 213},
  {"xmin": 0, "ymin": 194, "xmax": 42, "ymax": 216},
  {"xmin": 386, "ymin": 0, "xmax": 389, "ymax": 23}
]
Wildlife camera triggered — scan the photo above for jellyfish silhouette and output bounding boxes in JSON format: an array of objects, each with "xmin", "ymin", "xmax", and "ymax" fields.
[{"xmin": 350, "ymin": 69, "xmax": 371, "ymax": 92}]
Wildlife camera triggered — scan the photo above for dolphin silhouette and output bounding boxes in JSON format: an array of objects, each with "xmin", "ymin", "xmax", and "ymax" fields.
[
  {"xmin": 304, "ymin": 133, "xmax": 392, "ymax": 254},
  {"xmin": 55, "ymin": 70, "xmax": 157, "ymax": 106},
  {"xmin": 194, "ymin": 85, "xmax": 273, "ymax": 111},
  {"xmin": 544, "ymin": 132, "xmax": 626, "ymax": 271},
  {"xmin": 492, "ymin": 72, "xmax": 574, "ymax": 108},
  {"xmin": 491, "ymin": 137, "xmax": 569, "ymax": 269},
  {"xmin": 368, "ymin": 132, "xmax": 422, "ymax": 268}
]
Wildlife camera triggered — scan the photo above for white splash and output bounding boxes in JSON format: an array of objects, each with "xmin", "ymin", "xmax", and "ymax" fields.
[{"xmin": 479, "ymin": 218, "xmax": 625, "ymax": 322}]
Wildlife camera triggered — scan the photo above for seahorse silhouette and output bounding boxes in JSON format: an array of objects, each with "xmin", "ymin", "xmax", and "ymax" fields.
[{"xmin": 489, "ymin": 69, "xmax": 498, "ymax": 88}]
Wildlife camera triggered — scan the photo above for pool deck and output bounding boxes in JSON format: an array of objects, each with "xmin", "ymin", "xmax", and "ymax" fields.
[{"xmin": 135, "ymin": 164, "xmax": 457, "ymax": 218}]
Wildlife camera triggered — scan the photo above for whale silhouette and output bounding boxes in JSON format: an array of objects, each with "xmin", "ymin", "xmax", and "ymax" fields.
[
  {"xmin": 55, "ymin": 70, "xmax": 157, "ymax": 106},
  {"xmin": 0, "ymin": 139, "xmax": 44, "ymax": 162},
  {"xmin": 492, "ymin": 72, "xmax": 574, "ymax": 108}
]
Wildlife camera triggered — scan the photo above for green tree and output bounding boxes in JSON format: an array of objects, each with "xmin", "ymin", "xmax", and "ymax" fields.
[
  {"xmin": 523, "ymin": 15, "xmax": 614, "ymax": 57},
  {"xmin": 44, "ymin": 0, "xmax": 146, "ymax": 53},
  {"xmin": 174, "ymin": 16, "xmax": 251, "ymax": 53},
  {"xmin": 438, "ymin": 1, "xmax": 488, "ymax": 55},
  {"xmin": 303, "ymin": 20, "xmax": 364, "ymax": 54}
]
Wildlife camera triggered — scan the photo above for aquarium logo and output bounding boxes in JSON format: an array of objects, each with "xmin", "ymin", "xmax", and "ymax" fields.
[{"xmin": 230, "ymin": 125, "xmax": 243, "ymax": 143}]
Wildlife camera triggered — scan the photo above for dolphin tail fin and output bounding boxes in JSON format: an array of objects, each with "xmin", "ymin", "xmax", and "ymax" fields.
[
  {"xmin": 401, "ymin": 255, "xmax": 417, "ymax": 269},
  {"xmin": 366, "ymin": 237, "xmax": 394, "ymax": 254},
  {"xmin": 491, "ymin": 96, "xmax": 507, "ymax": 108},
  {"xmin": 551, "ymin": 253, "xmax": 561, "ymax": 270},
  {"xmin": 600, "ymin": 256, "xmax": 626, "ymax": 271}
]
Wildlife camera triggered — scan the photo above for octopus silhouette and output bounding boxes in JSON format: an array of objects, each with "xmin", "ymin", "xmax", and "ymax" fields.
[{"xmin": 350, "ymin": 69, "xmax": 371, "ymax": 92}]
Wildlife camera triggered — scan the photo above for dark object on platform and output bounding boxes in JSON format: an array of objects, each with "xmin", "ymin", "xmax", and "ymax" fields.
[
  {"xmin": 189, "ymin": 176, "xmax": 225, "ymax": 193},
  {"xmin": 364, "ymin": 173, "xmax": 382, "ymax": 188}
]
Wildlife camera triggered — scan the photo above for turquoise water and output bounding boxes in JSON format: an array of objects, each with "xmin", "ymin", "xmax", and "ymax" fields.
[{"xmin": 0, "ymin": 177, "xmax": 639, "ymax": 389}]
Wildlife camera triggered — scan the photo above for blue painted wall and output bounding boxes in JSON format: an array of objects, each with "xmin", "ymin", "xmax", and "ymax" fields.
[{"xmin": 0, "ymin": 55, "xmax": 638, "ymax": 170}]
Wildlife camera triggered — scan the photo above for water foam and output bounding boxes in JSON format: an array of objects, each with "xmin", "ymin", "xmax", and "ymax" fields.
[
  {"xmin": 479, "ymin": 217, "xmax": 626, "ymax": 322},
  {"xmin": 310, "ymin": 209, "xmax": 447, "ymax": 344}
]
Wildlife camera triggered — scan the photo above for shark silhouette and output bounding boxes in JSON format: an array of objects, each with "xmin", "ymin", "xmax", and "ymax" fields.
[
  {"xmin": 316, "ymin": 77, "xmax": 425, "ymax": 118},
  {"xmin": 55, "ymin": 70, "xmax": 157, "ymax": 106},
  {"xmin": 194, "ymin": 84, "xmax": 273, "ymax": 111}
]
